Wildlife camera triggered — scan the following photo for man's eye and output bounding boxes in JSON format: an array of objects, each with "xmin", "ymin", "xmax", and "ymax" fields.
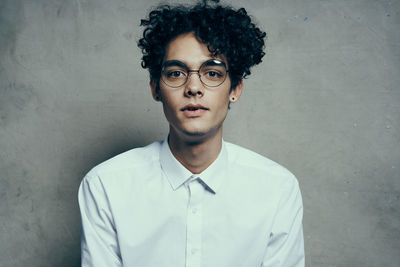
[
  {"xmin": 167, "ymin": 71, "xmax": 185, "ymax": 78},
  {"xmin": 205, "ymin": 71, "xmax": 223, "ymax": 79}
]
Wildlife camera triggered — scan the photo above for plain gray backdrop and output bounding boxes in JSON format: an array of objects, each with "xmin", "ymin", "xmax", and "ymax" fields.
[{"xmin": 1, "ymin": 0, "xmax": 399, "ymax": 266}]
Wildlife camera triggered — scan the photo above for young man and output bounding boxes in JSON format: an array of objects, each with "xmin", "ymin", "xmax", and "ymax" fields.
[{"xmin": 79, "ymin": 1, "xmax": 304, "ymax": 266}]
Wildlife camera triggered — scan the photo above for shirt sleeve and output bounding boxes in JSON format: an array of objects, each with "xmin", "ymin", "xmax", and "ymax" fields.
[
  {"xmin": 78, "ymin": 174, "xmax": 123, "ymax": 267},
  {"xmin": 261, "ymin": 177, "xmax": 305, "ymax": 267}
]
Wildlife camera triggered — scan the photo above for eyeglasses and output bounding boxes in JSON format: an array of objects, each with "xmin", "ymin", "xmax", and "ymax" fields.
[{"xmin": 161, "ymin": 59, "xmax": 229, "ymax": 88}]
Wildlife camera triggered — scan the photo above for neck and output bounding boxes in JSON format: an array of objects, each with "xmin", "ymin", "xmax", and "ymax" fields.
[{"xmin": 168, "ymin": 128, "xmax": 223, "ymax": 174}]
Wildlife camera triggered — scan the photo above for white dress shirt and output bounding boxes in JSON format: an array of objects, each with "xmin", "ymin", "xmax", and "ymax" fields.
[{"xmin": 79, "ymin": 138, "xmax": 304, "ymax": 267}]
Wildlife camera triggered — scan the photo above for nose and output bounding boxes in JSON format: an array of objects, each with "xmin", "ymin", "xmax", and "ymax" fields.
[{"xmin": 184, "ymin": 71, "xmax": 204, "ymax": 97}]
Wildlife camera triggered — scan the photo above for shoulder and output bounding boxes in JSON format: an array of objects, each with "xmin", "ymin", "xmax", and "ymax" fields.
[
  {"xmin": 79, "ymin": 140, "xmax": 164, "ymax": 206},
  {"xmin": 225, "ymin": 141, "xmax": 298, "ymax": 187},
  {"xmin": 83, "ymin": 140, "xmax": 162, "ymax": 183}
]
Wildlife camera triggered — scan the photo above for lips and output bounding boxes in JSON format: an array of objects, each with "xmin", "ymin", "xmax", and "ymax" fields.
[{"xmin": 181, "ymin": 104, "xmax": 208, "ymax": 117}]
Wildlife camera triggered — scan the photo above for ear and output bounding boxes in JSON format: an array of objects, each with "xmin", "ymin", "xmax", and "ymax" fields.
[
  {"xmin": 229, "ymin": 80, "xmax": 243, "ymax": 103},
  {"xmin": 150, "ymin": 79, "xmax": 161, "ymax": 101}
]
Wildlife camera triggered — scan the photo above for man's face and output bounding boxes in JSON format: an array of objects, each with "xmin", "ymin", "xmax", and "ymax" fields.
[{"xmin": 151, "ymin": 32, "xmax": 242, "ymax": 141}]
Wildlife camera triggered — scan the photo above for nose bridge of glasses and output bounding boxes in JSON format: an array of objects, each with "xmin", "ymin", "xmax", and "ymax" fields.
[
  {"xmin": 185, "ymin": 70, "xmax": 203, "ymax": 95},
  {"xmin": 186, "ymin": 69, "xmax": 202, "ymax": 86},
  {"xmin": 187, "ymin": 69, "xmax": 201, "ymax": 78}
]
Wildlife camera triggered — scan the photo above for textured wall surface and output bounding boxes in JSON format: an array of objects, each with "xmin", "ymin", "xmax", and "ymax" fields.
[{"xmin": 0, "ymin": 0, "xmax": 399, "ymax": 266}]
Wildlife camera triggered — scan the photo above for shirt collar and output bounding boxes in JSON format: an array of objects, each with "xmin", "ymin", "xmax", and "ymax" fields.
[{"xmin": 160, "ymin": 136, "xmax": 228, "ymax": 194}]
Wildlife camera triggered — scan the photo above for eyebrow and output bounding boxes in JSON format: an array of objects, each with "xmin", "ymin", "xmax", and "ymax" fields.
[
  {"xmin": 202, "ymin": 59, "xmax": 227, "ymax": 68},
  {"xmin": 162, "ymin": 59, "xmax": 227, "ymax": 69},
  {"xmin": 162, "ymin": 60, "xmax": 187, "ymax": 69}
]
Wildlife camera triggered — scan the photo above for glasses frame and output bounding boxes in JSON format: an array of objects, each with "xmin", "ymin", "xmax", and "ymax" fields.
[{"xmin": 160, "ymin": 59, "xmax": 229, "ymax": 88}]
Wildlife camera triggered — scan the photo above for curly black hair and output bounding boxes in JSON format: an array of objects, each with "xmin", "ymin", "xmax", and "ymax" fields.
[{"xmin": 138, "ymin": 0, "xmax": 266, "ymax": 89}]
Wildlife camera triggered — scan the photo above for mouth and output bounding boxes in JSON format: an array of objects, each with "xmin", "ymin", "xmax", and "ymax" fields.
[
  {"xmin": 181, "ymin": 104, "xmax": 208, "ymax": 117},
  {"xmin": 181, "ymin": 104, "xmax": 209, "ymax": 112}
]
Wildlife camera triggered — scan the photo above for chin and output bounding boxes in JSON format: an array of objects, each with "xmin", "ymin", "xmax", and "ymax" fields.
[
  {"xmin": 181, "ymin": 128, "xmax": 208, "ymax": 137},
  {"xmin": 180, "ymin": 124, "xmax": 221, "ymax": 139}
]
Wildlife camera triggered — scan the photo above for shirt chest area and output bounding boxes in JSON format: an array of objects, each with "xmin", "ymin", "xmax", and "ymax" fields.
[{"xmin": 109, "ymin": 177, "xmax": 275, "ymax": 267}]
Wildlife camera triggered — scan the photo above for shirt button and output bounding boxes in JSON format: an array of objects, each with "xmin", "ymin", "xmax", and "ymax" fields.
[
  {"xmin": 192, "ymin": 208, "xmax": 197, "ymax": 214},
  {"xmin": 191, "ymin": 248, "xmax": 198, "ymax": 254}
]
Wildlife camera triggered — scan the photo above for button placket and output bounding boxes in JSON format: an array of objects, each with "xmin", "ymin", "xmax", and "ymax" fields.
[{"xmin": 186, "ymin": 178, "xmax": 204, "ymax": 267}]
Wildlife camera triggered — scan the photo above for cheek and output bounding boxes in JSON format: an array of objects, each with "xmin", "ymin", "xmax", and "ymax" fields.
[
  {"xmin": 159, "ymin": 89, "xmax": 175, "ymax": 105},
  {"xmin": 161, "ymin": 99, "xmax": 174, "ymax": 113},
  {"xmin": 214, "ymin": 91, "xmax": 231, "ymax": 107},
  {"xmin": 160, "ymin": 93, "xmax": 180, "ymax": 116}
]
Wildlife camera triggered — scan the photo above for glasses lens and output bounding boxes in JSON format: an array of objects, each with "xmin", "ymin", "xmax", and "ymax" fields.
[
  {"xmin": 161, "ymin": 66, "xmax": 188, "ymax": 87},
  {"xmin": 199, "ymin": 60, "xmax": 227, "ymax": 87}
]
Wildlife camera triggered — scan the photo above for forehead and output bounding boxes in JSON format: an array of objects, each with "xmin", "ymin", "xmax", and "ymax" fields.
[{"xmin": 164, "ymin": 32, "xmax": 226, "ymax": 66}]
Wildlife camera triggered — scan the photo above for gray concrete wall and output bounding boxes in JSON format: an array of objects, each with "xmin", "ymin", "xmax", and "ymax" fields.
[{"xmin": 0, "ymin": 0, "xmax": 399, "ymax": 266}]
